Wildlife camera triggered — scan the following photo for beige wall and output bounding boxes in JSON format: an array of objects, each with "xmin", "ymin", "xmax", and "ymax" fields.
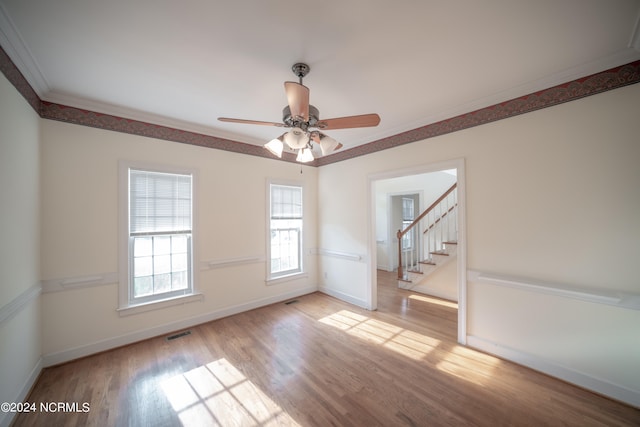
[
  {"xmin": 0, "ymin": 73, "xmax": 42, "ymax": 424},
  {"xmin": 39, "ymin": 119, "xmax": 318, "ymax": 358},
  {"xmin": 318, "ymin": 83, "xmax": 640, "ymax": 404}
]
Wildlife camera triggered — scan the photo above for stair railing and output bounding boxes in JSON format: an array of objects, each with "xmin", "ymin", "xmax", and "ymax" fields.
[
  {"xmin": 397, "ymin": 183, "xmax": 457, "ymax": 280},
  {"xmin": 423, "ymin": 191, "xmax": 457, "ymax": 262}
]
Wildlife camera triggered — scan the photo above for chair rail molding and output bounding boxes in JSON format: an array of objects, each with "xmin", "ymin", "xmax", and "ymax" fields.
[
  {"xmin": 468, "ymin": 270, "xmax": 640, "ymax": 311},
  {"xmin": 41, "ymin": 272, "xmax": 119, "ymax": 293},
  {"xmin": 0, "ymin": 283, "xmax": 41, "ymax": 325},
  {"xmin": 315, "ymin": 248, "xmax": 364, "ymax": 262},
  {"xmin": 201, "ymin": 255, "xmax": 266, "ymax": 270}
]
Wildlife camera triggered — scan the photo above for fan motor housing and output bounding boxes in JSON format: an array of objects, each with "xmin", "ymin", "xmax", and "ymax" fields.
[{"xmin": 282, "ymin": 105, "xmax": 319, "ymax": 129}]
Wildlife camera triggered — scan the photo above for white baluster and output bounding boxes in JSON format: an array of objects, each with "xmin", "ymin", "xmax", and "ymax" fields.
[
  {"xmin": 445, "ymin": 194, "xmax": 450, "ymax": 245},
  {"xmin": 454, "ymin": 189, "xmax": 458, "ymax": 242}
]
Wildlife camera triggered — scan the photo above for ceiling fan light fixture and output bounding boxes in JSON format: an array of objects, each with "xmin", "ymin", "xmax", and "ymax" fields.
[
  {"xmin": 283, "ymin": 127, "xmax": 309, "ymax": 149},
  {"xmin": 318, "ymin": 135, "xmax": 339, "ymax": 155},
  {"xmin": 264, "ymin": 136, "xmax": 284, "ymax": 158},
  {"xmin": 220, "ymin": 63, "xmax": 380, "ymax": 161},
  {"xmin": 296, "ymin": 147, "xmax": 315, "ymax": 163}
]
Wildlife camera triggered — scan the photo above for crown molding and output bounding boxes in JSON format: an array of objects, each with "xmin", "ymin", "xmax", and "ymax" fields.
[
  {"xmin": 630, "ymin": 6, "xmax": 640, "ymax": 51},
  {"xmin": 0, "ymin": 3, "xmax": 49, "ymax": 96},
  {"xmin": 1, "ymin": 41, "xmax": 639, "ymax": 167}
]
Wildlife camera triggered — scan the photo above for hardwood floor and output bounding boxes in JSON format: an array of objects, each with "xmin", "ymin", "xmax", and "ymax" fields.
[{"xmin": 14, "ymin": 271, "xmax": 640, "ymax": 426}]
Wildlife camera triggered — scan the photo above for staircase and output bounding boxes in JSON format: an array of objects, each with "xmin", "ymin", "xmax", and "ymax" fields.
[
  {"xmin": 398, "ymin": 241, "xmax": 457, "ymax": 289},
  {"xmin": 397, "ymin": 183, "xmax": 458, "ymax": 289}
]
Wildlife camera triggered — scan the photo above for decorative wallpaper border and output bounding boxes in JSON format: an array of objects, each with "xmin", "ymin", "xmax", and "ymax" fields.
[
  {"xmin": 39, "ymin": 101, "xmax": 301, "ymax": 164},
  {"xmin": 2, "ymin": 45, "xmax": 638, "ymax": 167},
  {"xmin": 0, "ymin": 45, "xmax": 40, "ymax": 111},
  {"xmin": 316, "ymin": 61, "xmax": 640, "ymax": 166}
]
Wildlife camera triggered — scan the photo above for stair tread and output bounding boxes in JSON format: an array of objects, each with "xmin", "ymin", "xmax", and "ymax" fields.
[{"xmin": 430, "ymin": 251, "xmax": 449, "ymax": 256}]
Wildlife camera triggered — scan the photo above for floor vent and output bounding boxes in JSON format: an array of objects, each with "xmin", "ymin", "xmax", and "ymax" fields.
[
  {"xmin": 284, "ymin": 299, "xmax": 299, "ymax": 305},
  {"xmin": 166, "ymin": 330, "xmax": 191, "ymax": 341}
]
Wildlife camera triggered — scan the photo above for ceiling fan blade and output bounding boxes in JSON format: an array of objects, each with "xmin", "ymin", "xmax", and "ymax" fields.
[
  {"xmin": 218, "ymin": 117, "xmax": 285, "ymax": 127},
  {"xmin": 316, "ymin": 113, "xmax": 380, "ymax": 130},
  {"xmin": 284, "ymin": 82, "xmax": 310, "ymax": 122}
]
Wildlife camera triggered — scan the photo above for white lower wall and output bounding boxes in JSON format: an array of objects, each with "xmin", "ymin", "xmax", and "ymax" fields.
[
  {"xmin": 318, "ymin": 83, "xmax": 640, "ymax": 406},
  {"xmin": 0, "ymin": 73, "xmax": 42, "ymax": 427},
  {"xmin": 0, "ymin": 297, "xmax": 42, "ymax": 425},
  {"xmin": 318, "ymin": 253, "xmax": 369, "ymax": 308},
  {"xmin": 468, "ymin": 272, "xmax": 640, "ymax": 406}
]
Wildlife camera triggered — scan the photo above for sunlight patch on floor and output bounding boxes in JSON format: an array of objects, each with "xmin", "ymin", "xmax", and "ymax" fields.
[
  {"xmin": 319, "ymin": 309, "xmax": 502, "ymax": 386},
  {"xmin": 319, "ymin": 309, "xmax": 441, "ymax": 360},
  {"xmin": 408, "ymin": 293, "xmax": 458, "ymax": 309},
  {"xmin": 161, "ymin": 358, "xmax": 300, "ymax": 426},
  {"xmin": 435, "ymin": 345, "xmax": 502, "ymax": 386}
]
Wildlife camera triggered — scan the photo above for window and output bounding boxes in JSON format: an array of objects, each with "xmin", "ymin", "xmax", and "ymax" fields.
[
  {"xmin": 268, "ymin": 183, "xmax": 303, "ymax": 279},
  {"xmin": 121, "ymin": 166, "xmax": 195, "ymax": 309},
  {"xmin": 402, "ymin": 197, "xmax": 415, "ymax": 250}
]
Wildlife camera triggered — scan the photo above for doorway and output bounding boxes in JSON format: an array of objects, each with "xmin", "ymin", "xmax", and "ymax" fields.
[{"xmin": 367, "ymin": 159, "xmax": 467, "ymax": 345}]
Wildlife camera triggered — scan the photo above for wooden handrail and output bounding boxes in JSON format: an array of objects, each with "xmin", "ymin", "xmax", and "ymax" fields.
[
  {"xmin": 397, "ymin": 183, "xmax": 457, "ymax": 240},
  {"xmin": 423, "ymin": 204, "xmax": 457, "ymax": 234},
  {"xmin": 397, "ymin": 183, "xmax": 457, "ymax": 280}
]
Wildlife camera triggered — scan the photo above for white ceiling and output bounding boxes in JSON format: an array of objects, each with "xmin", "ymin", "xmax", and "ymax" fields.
[{"xmin": 2, "ymin": 0, "xmax": 640, "ymax": 152}]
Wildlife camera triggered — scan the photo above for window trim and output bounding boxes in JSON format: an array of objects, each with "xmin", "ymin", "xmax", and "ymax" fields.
[
  {"xmin": 118, "ymin": 161, "xmax": 199, "ymax": 313},
  {"xmin": 266, "ymin": 179, "xmax": 305, "ymax": 282}
]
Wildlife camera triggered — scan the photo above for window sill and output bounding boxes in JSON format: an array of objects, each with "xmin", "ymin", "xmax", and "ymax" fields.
[
  {"xmin": 266, "ymin": 272, "xmax": 308, "ymax": 286},
  {"xmin": 117, "ymin": 293, "xmax": 204, "ymax": 317}
]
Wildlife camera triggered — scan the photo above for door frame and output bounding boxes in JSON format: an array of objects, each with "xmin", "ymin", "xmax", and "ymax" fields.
[{"xmin": 367, "ymin": 158, "xmax": 467, "ymax": 345}]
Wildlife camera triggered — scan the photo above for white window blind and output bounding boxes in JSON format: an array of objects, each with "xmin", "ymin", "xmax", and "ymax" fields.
[
  {"xmin": 130, "ymin": 170, "xmax": 192, "ymax": 235},
  {"xmin": 271, "ymin": 185, "xmax": 302, "ymax": 220},
  {"xmin": 402, "ymin": 197, "xmax": 414, "ymax": 221}
]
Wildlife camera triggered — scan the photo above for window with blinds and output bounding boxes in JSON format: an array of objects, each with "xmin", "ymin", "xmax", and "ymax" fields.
[
  {"xmin": 269, "ymin": 183, "xmax": 303, "ymax": 279},
  {"xmin": 402, "ymin": 197, "xmax": 415, "ymax": 250},
  {"xmin": 127, "ymin": 169, "xmax": 193, "ymax": 304}
]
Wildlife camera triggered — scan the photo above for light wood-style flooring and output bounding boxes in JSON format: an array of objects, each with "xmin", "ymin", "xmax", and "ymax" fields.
[{"xmin": 13, "ymin": 271, "xmax": 640, "ymax": 426}]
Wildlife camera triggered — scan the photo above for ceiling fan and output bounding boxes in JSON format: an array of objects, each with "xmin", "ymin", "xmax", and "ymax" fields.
[{"xmin": 218, "ymin": 63, "xmax": 381, "ymax": 162}]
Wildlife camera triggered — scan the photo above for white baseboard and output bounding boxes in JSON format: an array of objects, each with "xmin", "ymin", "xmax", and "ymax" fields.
[
  {"xmin": 42, "ymin": 286, "xmax": 317, "ymax": 367},
  {"xmin": 0, "ymin": 357, "xmax": 43, "ymax": 427},
  {"xmin": 466, "ymin": 335, "xmax": 640, "ymax": 409},
  {"xmin": 318, "ymin": 285, "xmax": 369, "ymax": 310}
]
